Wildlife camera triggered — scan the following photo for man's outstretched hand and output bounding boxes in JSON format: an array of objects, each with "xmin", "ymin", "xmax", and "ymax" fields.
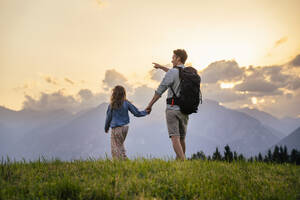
[
  {"xmin": 152, "ymin": 63, "xmax": 169, "ymax": 72},
  {"xmin": 152, "ymin": 62, "xmax": 162, "ymax": 69}
]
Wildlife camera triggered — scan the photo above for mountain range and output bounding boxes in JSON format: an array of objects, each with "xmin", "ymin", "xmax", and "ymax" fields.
[
  {"xmin": 0, "ymin": 100, "xmax": 299, "ymax": 161},
  {"xmin": 237, "ymin": 107, "xmax": 300, "ymax": 137}
]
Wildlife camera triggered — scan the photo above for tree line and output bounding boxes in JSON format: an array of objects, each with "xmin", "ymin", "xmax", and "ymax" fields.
[{"xmin": 190, "ymin": 145, "xmax": 300, "ymax": 165}]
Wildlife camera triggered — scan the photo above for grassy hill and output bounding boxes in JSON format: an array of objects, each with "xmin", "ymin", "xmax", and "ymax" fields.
[{"xmin": 1, "ymin": 158, "xmax": 299, "ymax": 200}]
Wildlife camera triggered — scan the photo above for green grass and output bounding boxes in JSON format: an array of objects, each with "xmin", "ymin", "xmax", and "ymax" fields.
[{"xmin": 0, "ymin": 158, "xmax": 299, "ymax": 200}]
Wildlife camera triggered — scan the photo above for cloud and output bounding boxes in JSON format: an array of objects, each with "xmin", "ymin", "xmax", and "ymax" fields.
[
  {"xmin": 230, "ymin": 64, "xmax": 299, "ymax": 97},
  {"xmin": 13, "ymin": 83, "xmax": 31, "ymax": 92},
  {"xmin": 199, "ymin": 59, "xmax": 300, "ymax": 103},
  {"xmin": 19, "ymin": 55, "xmax": 300, "ymax": 117},
  {"xmin": 234, "ymin": 78, "xmax": 280, "ymax": 94},
  {"xmin": 176, "ymin": 55, "xmax": 300, "ymax": 115},
  {"xmin": 233, "ymin": 66, "xmax": 284, "ymax": 95},
  {"xmin": 200, "ymin": 60, "xmax": 244, "ymax": 83},
  {"xmin": 64, "ymin": 78, "xmax": 74, "ymax": 85},
  {"xmin": 242, "ymin": 64, "xmax": 300, "ymax": 92},
  {"xmin": 167, "ymin": 59, "xmax": 298, "ymax": 104},
  {"xmin": 102, "ymin": 69, "xmax": 132, "ymax": 91},
  {"xmin": 149, "ymin": 69, "xmax": 165, "ymax": 82},
  {"xmin": 274, "ymin": 36, "xmax": 288, "ymax": 48},
  {"xmin": 128, "ymin": 85, "xmax": 155, "ymax": 107},
  {"xmin": 261, "ymin": 90, "xmax": 300, "ymax": 118},
  {"xmin": 77, "ymin": 89, "xmax": 108, "ymax": 110},
  {"xmin": 21, "ymin": 69, "xmax": 153, "ymax": 113},
  {"xmin": 21, "ymin": 84, "xmax": 155, "ymax": 114},
  {"xmin": 263, "ymin": 66, "xmax": 289, "ymax": 83},
  {"xmin": 22, "ymin": 88, "xmax": 108, "ymax": 113},
  {"xmin": 78, "ymin": 89, "xmax": 93, "ymax": 101},
  {"xmin": 23, "ymin": 90, "xmax": 78, "ymax": 112},
  {"xmin": 285, "ymin": 92, "xmax": 293, "ymax": 99},
  {"xmin": 289, "ymin": 54, "xmax": 300, "ymax": 67},
  {"xmin": 287, "ymin": 77, "xmax": 300, "ymax": 90},
  {"xmin": 248, "ymin": 65, "xmax": 291, "ymax": 89},
  {"xmin": 203, "ymin": 83, "xmax": 247, "ymax": 103},
  {"xmin": 148, "ymin": 64, "xmax": 172, "ymax": 82},
  {"xmin": 44, "ymin": 76, "xmax": 58, "ymax": 85}
]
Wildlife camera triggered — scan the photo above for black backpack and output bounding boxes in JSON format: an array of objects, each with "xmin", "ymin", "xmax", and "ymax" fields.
[{"xmin": 167, "ymin": 66, "xmax": 202, "ymax": 115}]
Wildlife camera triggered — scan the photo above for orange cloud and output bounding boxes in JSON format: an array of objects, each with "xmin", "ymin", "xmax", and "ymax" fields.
[
  {"xmin": 274, "ymin": 36, "xmax": 288, "ymax": 48},
  {"xmin": 44, "ymin": 76, "xmax": 58, "ymax": 85},
  {"xmin": 64, "ymin": 78, "xmax": 74, "ymax": 85}
]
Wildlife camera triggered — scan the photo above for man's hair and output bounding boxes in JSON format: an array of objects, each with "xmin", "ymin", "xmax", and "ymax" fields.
[{"xmin": 173, "ymin": 49, "xmax": 188, "ymax": 64}]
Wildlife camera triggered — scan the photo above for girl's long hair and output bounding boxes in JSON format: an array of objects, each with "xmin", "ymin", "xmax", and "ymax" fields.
[{"xmin": 110, "ymin": 85, "xmax": 126, "ymax": 109}]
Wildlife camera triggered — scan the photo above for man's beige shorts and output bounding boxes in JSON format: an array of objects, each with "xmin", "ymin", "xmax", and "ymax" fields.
[{"xmin": 165, "ymin": 109, "xmax": 189, "ymax": 138}]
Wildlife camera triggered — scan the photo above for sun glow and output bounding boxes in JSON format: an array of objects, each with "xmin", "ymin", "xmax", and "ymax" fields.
[
  {"xmin": 220, "ymin": 82, "xmax": 235, "ymax": 89},
  {"xmin": 251, "ymin": 97, "xmax": 258, "ymax": 104},
  {"xmin": 250, "ymin": 97, "xmax": 266, "ymax": 105}
]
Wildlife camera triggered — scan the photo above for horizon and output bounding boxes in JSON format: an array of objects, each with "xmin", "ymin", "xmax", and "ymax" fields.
[{"xmin": 1, "ymin": 98, "xmax": 299, "ymax": 121}]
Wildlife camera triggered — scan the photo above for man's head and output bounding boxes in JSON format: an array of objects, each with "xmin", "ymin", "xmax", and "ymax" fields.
[{"xmin": 172, "ymin": 49, "xmax": 188, "ymax": 66}]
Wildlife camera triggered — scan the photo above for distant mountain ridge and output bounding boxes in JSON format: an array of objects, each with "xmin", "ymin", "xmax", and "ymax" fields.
[
  {"xmin": 188, "ymin": 100, "xmax": 280, "ymax": 157},
  {"xmin": 237, "ymin": 107, "xmax": 300, "ymax": 136},
  {"xmin": 274, "ymin": 127, "xmax": 300, "ymax": 151},
  {"xmin": 0, "ymin": 100, "xmax": 298, "ymax": 160}
]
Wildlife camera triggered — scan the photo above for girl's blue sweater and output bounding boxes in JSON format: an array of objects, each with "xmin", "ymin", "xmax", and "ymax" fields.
[{"xmin": 104, "ymin": 100, "xmax": 147, "ymax": 132}]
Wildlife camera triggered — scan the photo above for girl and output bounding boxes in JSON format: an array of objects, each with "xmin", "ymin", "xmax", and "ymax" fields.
[{"xmin": 104, "ymin": 85, "xmax": 148, "ymax": 159}]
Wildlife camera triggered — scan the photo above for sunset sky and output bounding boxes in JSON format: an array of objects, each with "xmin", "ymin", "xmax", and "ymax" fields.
[{"xmin": 1, "ymin": 0, "xmax": 300, "ymax": 118}]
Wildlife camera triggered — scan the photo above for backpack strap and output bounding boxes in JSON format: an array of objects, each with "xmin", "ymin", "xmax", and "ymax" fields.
[
  {"xmin": 167, "ymin": 67, "xmax": 184, "ymax": 106},
  {"xmin": 169, "ymin": 66, "xmax": 183, "ymax": 99},
  {"xmin": 169, "ymin": 84, "xmax": 177, "ymax": 98}
]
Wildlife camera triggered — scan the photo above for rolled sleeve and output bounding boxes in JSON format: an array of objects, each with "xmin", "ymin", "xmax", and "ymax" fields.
[{"xmin": 155, "ymin": 70, "xmax": 175, "ymax": 96}]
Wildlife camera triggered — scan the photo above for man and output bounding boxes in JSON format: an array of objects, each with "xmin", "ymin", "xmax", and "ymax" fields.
[{"xmin": 146, "ymin": 49, "xmax": 189, "ymax": 160}]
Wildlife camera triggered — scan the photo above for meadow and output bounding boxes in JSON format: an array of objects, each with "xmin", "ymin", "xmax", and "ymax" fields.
[{"xmin": 0, "ymin": 157, "xmax": 299, "ymax": 200}]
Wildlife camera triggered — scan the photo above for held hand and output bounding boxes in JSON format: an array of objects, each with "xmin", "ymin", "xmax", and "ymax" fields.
[{"xmin": 145, "ymin": 106, "xmax": 152, "ymax": 114}]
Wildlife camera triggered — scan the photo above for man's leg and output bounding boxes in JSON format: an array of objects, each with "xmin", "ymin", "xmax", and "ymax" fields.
[
  {"xmin": 178, "ymin": 112, "xmax": 188, "ymax": 158},
  {"xmin": 171, "ymin": 136, "xmax": 185, "ymax": 160},
  {"xmin": 166, "ymin": 109, "xmax": 186, "ymax": 160},
  {"xmin": 180, "ymin": 138, "xmax": 186, "ymax": 155}
]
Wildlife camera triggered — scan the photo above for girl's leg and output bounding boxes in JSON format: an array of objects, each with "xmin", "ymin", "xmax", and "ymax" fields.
[
  {"xmin": 111, "ymin": 127, "xmax": 122, "ymax": 159},
  {"xmin": 119, "ymin": 126, "xmax": 129, "ymax": 159},
  {"xmin": 111, "ymin": 126, "xmax": 128, "ymax": 159},
  {"xmin": 111, "ymin": 129, "xmax": 117, "ymax": 159}
]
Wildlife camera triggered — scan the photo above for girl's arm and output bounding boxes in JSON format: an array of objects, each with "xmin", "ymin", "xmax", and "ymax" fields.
[
  {"xmin": 127, "ymin": 101, "xmax": 148, "ymax": 117},
  {"xmin": 104, "ymin": 105, "xmax": 112, "ymax": 133}
]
